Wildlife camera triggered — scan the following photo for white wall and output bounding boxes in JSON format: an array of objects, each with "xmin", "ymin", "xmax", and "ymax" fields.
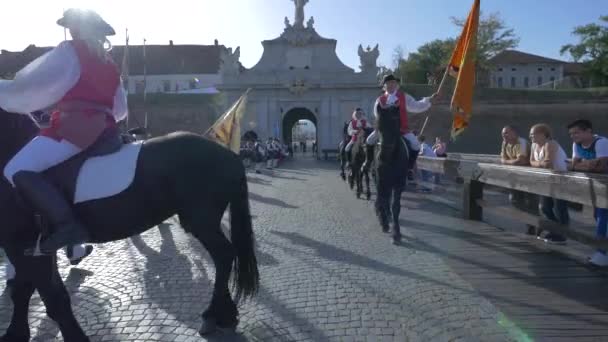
[
  {"xmin": 125, "ymin": 73, "xmax": 222, "ymax": 94},
  {"xmin": 490, "ymin": 64, "xmax": 564, "ymax": 89}
]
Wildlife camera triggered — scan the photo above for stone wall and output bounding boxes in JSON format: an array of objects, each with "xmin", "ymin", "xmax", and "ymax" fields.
[
  {"xmin": 410, "ymin": 102, "xmax": 608, "ymax": 155},
  {"xmin": 125, "ymin": 92, "xmax": 608, "ymax": 156}
]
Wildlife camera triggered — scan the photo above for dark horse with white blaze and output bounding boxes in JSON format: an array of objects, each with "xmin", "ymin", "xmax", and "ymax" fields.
[
  {"xmin": 363, "ymin": 104, "xmax": 410, "ymax": 245},
  {"xmin": 0, "ymin": 109, "xmax": 259, "ymax": 342}
]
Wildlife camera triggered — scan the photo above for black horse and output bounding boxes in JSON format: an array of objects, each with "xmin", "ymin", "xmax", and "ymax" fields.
[
  {"xmin": 363, "ymin": 104, "xmax": 411, "ymax": 245},
  {"xmin": 0, "ymin": 110, "xmax": 259, "ymax": 341},
  {"xmin": 351, "ymin": 127, "xmax": 374, "ymax": 200}
]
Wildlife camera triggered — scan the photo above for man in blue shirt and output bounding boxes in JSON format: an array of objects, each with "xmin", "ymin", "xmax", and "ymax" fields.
[{"xmin": 568, "ymin": 119, "xmax": 608, "ymax": 267}]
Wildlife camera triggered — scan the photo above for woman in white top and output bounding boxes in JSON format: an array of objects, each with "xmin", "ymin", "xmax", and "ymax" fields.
[{"xmin": 529, "ymin": 123, "xmax": 569, "ymax": 244}]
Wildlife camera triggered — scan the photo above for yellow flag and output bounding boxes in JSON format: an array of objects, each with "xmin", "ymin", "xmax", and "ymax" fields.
[
  {"xmin": 447, "ymin": 0, "xmax": 480, "ymax": 139},
  {"xmin": 206, "ymin": 89, "xmax": 251, "ymax": 154}
]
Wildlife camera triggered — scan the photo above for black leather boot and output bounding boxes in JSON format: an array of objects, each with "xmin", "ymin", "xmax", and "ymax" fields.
[{"xmin": 12, "ymin": 171, "xmax": 90, "ymax": 254}]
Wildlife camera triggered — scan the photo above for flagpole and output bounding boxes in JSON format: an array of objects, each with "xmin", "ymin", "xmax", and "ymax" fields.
[
  {"xmin": 124, "ymin": 28, "xmax": 130, "ymax": 129},
  {"xmin": 143, "ymin": 38, "xmax": 148, "ymax": 130}
]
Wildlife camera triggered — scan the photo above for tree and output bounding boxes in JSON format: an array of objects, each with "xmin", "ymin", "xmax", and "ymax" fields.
[
  {"xmin": 395, "ymin": 39, "xmax": 456, "ymax": 84},
  {"xmin": 377, "ymin": 65, "xmax": 394, "ymax": 83},
  {"xmin": 451, "ymin": 11, "xmax": 520, "ymax": 70},
  {"xmin": 560, "ymin": 16, "xmax": 608, "ymax": 87}
]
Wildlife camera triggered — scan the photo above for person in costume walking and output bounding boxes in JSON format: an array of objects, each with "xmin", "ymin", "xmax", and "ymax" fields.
[{"xmin": 0, "ymin": 8, "xmax": 128, "ymax": 253}]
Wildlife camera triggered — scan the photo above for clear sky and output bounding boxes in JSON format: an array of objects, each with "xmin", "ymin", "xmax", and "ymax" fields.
[{"xmin": 1, "ymin": 0, "xmax": 606, "ymax": 70}]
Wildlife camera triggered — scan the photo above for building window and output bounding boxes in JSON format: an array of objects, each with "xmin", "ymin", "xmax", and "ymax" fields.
[
  {"xmin": 497, "ymin": 77, "xmax": 503, "ymax": 88},
  {"xmin": 524, "ymin": 77, "xmax": 529, "ymax": 88},
  {"xmin": 511, "ymin": 77, "xmax": 516, "ymax": 88},
  {"xmin": 550, "ymin": 76, "xmax": 555, "ymax": 82},
  {"xmin": 498, "ymin": 68, "xmax": 503, "ymax": 72},
  {"xmin": 538, "ymin": 67, "xmax": 543, "ymax": 71},
  {"xmin": 550, "ymin": 67, "xmax": 556, "ymax": 71},
  {"xmin": 189, "ymin": 79, "xmax": 197, "ymax": 89},
  {"xmin": 537, "ymin": 76, "xmax": 543, "ymax": 86},
  {"xmin": 511, "ymin": 68, "xmax": 517, "ymax": 71},
  {"xmin": 163, "ymin": 80, "xmax": 171, "ymax": 92}
]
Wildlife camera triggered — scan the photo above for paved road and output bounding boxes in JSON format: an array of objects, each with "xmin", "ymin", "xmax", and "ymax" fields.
[{"xmin": 1, "ymin": 156, "xmax": 516, "ymax": 341}]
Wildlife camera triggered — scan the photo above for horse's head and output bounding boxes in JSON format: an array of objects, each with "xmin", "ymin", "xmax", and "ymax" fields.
[
  {"xmin": 375, "ymin": 105, "xmax": 401, "ymax": 146},
  {"xmin": 0, "ymin": 108, "xmax": 39, "ymax": 169}
]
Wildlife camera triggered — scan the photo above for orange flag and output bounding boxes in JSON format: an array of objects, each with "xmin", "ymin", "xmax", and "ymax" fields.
[{"xmin": 447, "ymin": 0, "xmax": 480, "ymax": 139}]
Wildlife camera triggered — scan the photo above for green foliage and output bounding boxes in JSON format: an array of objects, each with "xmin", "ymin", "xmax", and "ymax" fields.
[
  {"xmin": 394, "ymin": 12, "xmax": 519, "ymax": 84},
  {"xmin": 561, "ymin": 16, "xmax": 608, "ymax": 86}
]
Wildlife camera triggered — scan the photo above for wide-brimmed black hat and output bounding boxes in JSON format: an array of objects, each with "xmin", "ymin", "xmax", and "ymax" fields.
[
  {"xmin": 57, "ymin": 8, "xmax": 115, "ymax": 36},
  {"xmin": 381, "ymin": 74, "xmax": 401, "ymax": 85}
]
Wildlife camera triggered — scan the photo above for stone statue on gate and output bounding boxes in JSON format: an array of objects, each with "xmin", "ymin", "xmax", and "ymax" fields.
[
  {"xmin": 292, "ymin": 0, "xmax": 309, "ymax": 28},
  {"xmin": 220, "ymin": 46, "xmax": 241, "ymax": 76},
  {"xmin": 358, "ymin": 44, "xmax": 380, "ymax": 73}
]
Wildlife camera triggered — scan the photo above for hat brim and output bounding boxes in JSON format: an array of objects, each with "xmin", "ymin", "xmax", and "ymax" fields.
[
  {"xmin": 381, "ymin": 77, "xmax": 401, "ymax": 86},
  {"xmin": 57, "ymin": 17, "xmax": 116, "ymax": 36}
]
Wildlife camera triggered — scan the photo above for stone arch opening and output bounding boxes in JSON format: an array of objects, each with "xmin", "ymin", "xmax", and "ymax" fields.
[{"xmin": 282, "ymin": 107, "xmax": 317, "ymax": 147}]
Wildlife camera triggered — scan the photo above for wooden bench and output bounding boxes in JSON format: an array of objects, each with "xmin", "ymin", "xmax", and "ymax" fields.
[
  {"xmin": 322, "ymin": 149, "xmax": 339, "ymax": 161},
  {"xmin": 417, "ymin": 155, "xmax": 608, "ymax": 249}
]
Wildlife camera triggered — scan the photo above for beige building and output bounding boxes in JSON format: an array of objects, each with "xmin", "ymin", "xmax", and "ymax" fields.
[{"xmin": 488, "ymin": 50, "xmax": 584, "ymax": 89}]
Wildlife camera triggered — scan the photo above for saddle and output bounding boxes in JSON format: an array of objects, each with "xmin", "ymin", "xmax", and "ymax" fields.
[{"xmin": 42, "ymin": 128, "xmax": 129, "ymax": 204}]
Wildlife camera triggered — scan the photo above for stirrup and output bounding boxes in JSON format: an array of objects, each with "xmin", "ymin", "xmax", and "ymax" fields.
[{"xmin": 23, "ymin": 234, "xmax": 52, "ymax": 257}]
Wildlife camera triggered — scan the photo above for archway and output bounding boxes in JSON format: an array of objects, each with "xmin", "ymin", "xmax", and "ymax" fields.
[{"xmin": 282, "ymin": 107, "xmax": 318, "ymax": 153}]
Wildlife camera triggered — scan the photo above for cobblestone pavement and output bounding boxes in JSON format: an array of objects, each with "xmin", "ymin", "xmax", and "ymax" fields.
[{"xmin": 1, "ymin": 156, "xmax": 516, "ymax": 342}]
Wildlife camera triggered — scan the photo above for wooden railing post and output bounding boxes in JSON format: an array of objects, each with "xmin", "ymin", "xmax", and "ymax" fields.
[{"xmin": 463, "ymin": 179, "xmax": 483, "ymax": 220}]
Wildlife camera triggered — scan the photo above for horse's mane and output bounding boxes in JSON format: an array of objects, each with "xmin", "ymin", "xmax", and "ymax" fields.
[{"xmin": 0, "ymin": 109, "xmax": 39, "ymax": 170}]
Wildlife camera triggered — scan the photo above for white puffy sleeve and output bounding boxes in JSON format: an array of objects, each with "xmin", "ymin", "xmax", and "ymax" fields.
[
  {"xmin": 405, "ymin": 94, "xmax": 432, "ymax": 114},
  {"xmin": 347, "ymin": 121, "xmax": 357, "ymax": 136},
  {"xmin": 0, "ymin": 41, "xmax": 80, "ymax": 114},
  {"xmin": 373, "ymin": 98, "xmax": 381, "ymax": 119},
  {"xmin": 112, "ymin": 82, "xmax": 128, "ymax": 122}
]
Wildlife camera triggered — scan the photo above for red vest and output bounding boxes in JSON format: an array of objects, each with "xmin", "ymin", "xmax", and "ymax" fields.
[
  {"xmin": 60, "ymin": 40, "xmax": 121, "ymax": 108},
  {"xmin": 351, "ymin": 118, "xmax": 367, "ymax": 130},
  {"xmin": 379, "ymin": 91, "xmax": 408, "ymax": 134}
]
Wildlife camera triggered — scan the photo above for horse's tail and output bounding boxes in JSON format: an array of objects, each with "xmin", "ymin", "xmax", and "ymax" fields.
[{"xmin": 229, "ymin": 174, "xmax": 260, "ymax": 301}]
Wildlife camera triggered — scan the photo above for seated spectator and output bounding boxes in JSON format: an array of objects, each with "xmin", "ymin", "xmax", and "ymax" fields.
[
  {"xmin": 568, "ymin": 119, "xmax": 608, "ymax": 267},
  {"xmin": 500, "ymin": 125, "xmax": 539, "ymax": 235},
  {"xmin": 433, "ymin": 137, "xmax": 447, "ymax": 158},
  {"xmin": 418, "ymin": 136, "xmax": 436, "ymax": 182},
  {"xmin": 530, "ymin": 124, "xmax": 569, "ymax": 245}
]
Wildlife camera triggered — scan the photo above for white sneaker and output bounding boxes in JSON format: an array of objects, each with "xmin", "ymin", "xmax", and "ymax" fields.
[{"xmin": 589, "ymin": 252, "xmax": 608, "ymax": 267}]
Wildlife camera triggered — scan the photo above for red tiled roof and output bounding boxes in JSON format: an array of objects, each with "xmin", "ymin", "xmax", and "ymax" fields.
[{"xmin": 1, "ymin": 43, "xmax": 223, "ymax": 77}]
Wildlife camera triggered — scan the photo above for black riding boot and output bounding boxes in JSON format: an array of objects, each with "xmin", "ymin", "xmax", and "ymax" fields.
[{"xmin": 13, "ymin": 171, "xmax": 90, "ymax": 254}]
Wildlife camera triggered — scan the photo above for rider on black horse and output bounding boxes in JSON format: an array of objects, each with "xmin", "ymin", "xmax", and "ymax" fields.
[{"xmin": 0, "ymin": 8, "xmax": 127, "ymax": 254}]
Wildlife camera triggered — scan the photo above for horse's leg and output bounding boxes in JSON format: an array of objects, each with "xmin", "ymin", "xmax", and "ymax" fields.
[
  {"xmin": 355, "ymin": 164, "xmax": 362, "ymax": 198},
  {"xmin": 31, "ymin": 255, "xmax": 88, "ymax": 342},
  {"xmin": 180, "ymin": 206, "xmax": 238, "ymax": 335},
  {"xmin": 375, "ymin": 168, "xmax": 390, "ymax": 233},
  {"xmin": 1, "ymin": 254, "xmax": 34, "ymax": 342},
  {"xmin": 365, "ymin": 170, "xmax": 371, "ymax": 200},
  {"xmin": 391, "ymin": 185, "xmax": 404, "ymax": 245}
]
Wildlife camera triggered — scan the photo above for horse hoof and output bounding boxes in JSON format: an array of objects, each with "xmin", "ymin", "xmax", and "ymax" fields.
[
  {"xmin": 199, "ymin": 318, "xmax": 237, "ymax": 336},
  {"xmin": 70, "ymin": 245, "xmax": 94, "ymax": 266},
  {"xmin": 199, "ymin": 318, "xmax": 218, "ymax": 336},
  {"xmin": 356, "ymin": 193, "xmax": 361, "ymax": 199},
  {"xmin": 366, "ymin": 193, "xmax": 371, "ymax": 200},
  {"xmin": 392, "ymin": 237, "xmax": 402, "ymax": 245}
]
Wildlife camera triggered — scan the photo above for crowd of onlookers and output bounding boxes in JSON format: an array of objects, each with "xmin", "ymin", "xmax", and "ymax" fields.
[
  {"xmin": 239, "ymin": 136, "xmax": 289, "ymax": 173},
  {"xmin": 500, "ymin": 119, "xmax": 608, "ymax": 266}
]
